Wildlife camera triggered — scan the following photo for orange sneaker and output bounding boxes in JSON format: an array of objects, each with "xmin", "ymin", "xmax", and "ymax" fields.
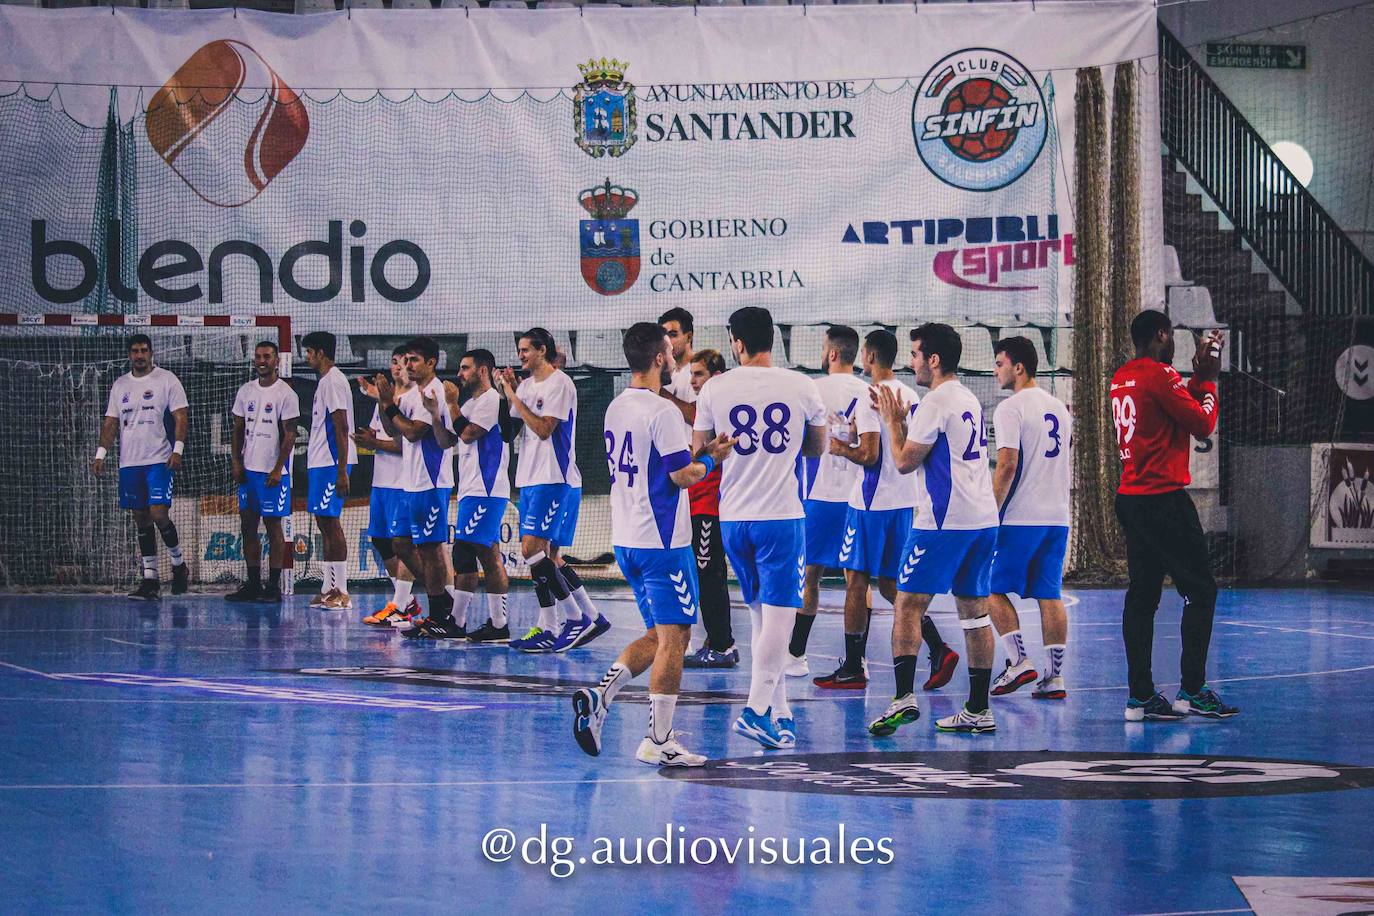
[{"xmin": 363, "ymin": 602, "xmax": 402, "ymax": 626}]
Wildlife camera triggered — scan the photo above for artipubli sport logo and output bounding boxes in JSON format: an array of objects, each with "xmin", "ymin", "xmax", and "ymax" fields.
[{"xmin": 912, "ymin": 48, "xmax": 1048, "ymax": 192}]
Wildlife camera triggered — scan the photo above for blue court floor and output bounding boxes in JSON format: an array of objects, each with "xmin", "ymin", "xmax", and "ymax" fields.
[{"xmin": 1, "ymin": 585, "xmax": 1372, "ymax": 915}]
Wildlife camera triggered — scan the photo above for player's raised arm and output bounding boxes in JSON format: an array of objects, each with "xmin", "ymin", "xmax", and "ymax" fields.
[
  {"xmin": 877, "ymin": 384, "xmax": 931, "ymax": 473},
  {"xmin": 500, "ymin": 366, "xmax": 559, "ymax": 440},
  {"xmin": 420, "ymin": 385, "xmax": 458, "ymax": 448},
  {"xmin": 832, "ymin": 411, "xmax": 878, "ymax": 467},
  {"xmin": 670, "ymin": 433, "xmax": 736, "ymax": 488},
  {"xmin": 377, "ymin": 375, "xmax": 432, "ymax": 443}
]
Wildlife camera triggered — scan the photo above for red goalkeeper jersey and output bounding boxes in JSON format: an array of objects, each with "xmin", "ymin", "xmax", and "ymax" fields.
[
  {"xmin": 1110, "ymin": 357, "xmax": 1219, "ymax": 496},
  {"xmin": 688, "ymin": 464, "xmax": 721, "ymax": 517}
]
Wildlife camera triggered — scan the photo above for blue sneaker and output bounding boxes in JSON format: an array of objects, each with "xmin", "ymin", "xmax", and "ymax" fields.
[
  {"xmin": 569, "ymin": 614, "xmax": 612, "ymax": 650},
  {"xmin": 776, "ymin": 717, "xmax": 797, "ymax": 747},
  {"xmin": 683, "ymin": 645, "xmax": 739, "ymax": 669},
  {"xmin": 1173, "ymin": 686, "xmax": 1239, "ymax": 719},
  {"xmin": 733, "ymin": 706, "xmax": 788, "ymax": 749},
  {"xmin": 508, "ymin": 626, "xmax": 543, "ymax": 650},
  {"xmin": 572, "ymin": 687, "xmax": 607, "ymax": 757},
  {"xmin": 1125, "ymin": 691, "xmax": 1187, "ymax": 721},
  {"xmin": 512, "ymin": 626, "xmax": 557, "ymax": 654},
  {"xmin": 552, "ymin": 616, "xmax": 593, "ymax": 653}
]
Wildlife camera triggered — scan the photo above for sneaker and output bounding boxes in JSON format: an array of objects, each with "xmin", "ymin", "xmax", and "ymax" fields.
[
  {"xmin": 776, "ymin": 717, "xmax": 797, "ymax": 748},
  {"xmin": 683, "ymin": 645, "xmax": 739, "ymax": 669},
  {"xmin": 508, "ymin": 626, "xmax": 544, "ymax": 650},
  {"xmin": 1031, "ymin": 675, "xmax": 1066, "ymax": 700},
  {"xmin": 260, "ymin": 583, "xmax": 282, "ymax": 603},
  {"xmin": 515, "ymin": 628, "xmax": 558, "ymax": 654},
  {"xmin": 683, "ymin": 645, "xmax": 712, "ymax": 668},
  {"xmin": 784, "ymin": 654, "xmax": 809, "ymax": 678},
  {"xmin": 552, "ymin": 616, "xmax": 593, "ymax": 653},
  {"xmin": 170, "ymin": 563, "xmax": 190, "ymax": 595},
  {"xmin": 868, "ymin": 695, "xmax": 920, "ymax": 737},
  {"xmin": 225, "ymin": 582, "xmax": 262, "ymax": 604},
  {"xmin": 420, "ymin": 617, "xmax": 467, "ymax": 640},
  {"xmin": 322, "ymin": 591, "xmax": 353, "ymax": 611},
  {"xmin": 400, "ymin": 618, "xmax": 434, "ymax": 640},
  {"xmin": 935, "ymin": 704, "xmax": 996, "ymax": 734},
  {"xmin": 390, "ymin": 598, "xmax": 423, "ymax": 628},
  {"xmin": 128, "ymin": 578, "xmax": 160, "ymax": 601},
  {"xmin": 991, "ymin": 658, "xmax": 1039, "ymax": 696},
  {"xmin": 309, "ymin": 588, "xmax": 337, "ymax": 608},
  {"xmin": 1173, "ymin": 686, "xmax": 1239, "ymax": 719},
  {"xmin": 363, "ymin": 602, "xmax": 404, "ymax": 627},
  {"xmin": 569, "ymin": 614, "xmax": 612, "ymax": 650},
  {"xmin": 814, "ymin": 664, "xmax": 868, "ymax": 690},
  {"xmin": 924, "ymin": 645, "xmax": 960, "ymax": 691},
  {"xmin": 1125, "ymin": 692, "xmax": 1187, "ymax": 722},
  {"xmin": 572, "ymin": 688, "xmax": 607, "ymax": 757},
  {"xmin": 636, "ymin": 733, "xmax": 707, "ymax": 767},
  {"xmin": 732, "ymin": 706, "xmax": 788, "ymax": 750},
  {"xmin": 467, "ymin": 620, "xmax": 512, "ymax": 644}
]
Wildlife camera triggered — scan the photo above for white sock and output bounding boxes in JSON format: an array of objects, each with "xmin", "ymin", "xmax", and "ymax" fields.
[
  {"xmin": 451, "ymin": 590, "xmax": 474, "ymax": 628},
  {"xmin": 560, "ymin": 596, "xmax": 583, "ymax": 623},
  {"xmin": 168, "ymin": 546, "xmax": 184, "ymax": 567},
  {"xmin": 141, "ymin": 556, "xmax": 157, "ymax": 579},
  {"xmin": 487, "ymin": 592, "xmax": 508, "ymax": 628},
  {"xmin": 571, "ymin": 586, "xmax": 598, "ymax": 620},
  {"xmin": 1045, "ymin": 644, "xmax": 1066, "ymax": 679},
  {"xmin": 649, "ymin": 693, "xmax": 677, "ymax": 744},
  {"xmin": 538, "ymin": 603, "xmax": 558, "ymax": 632},
  {"xmin": 392, "ymin": 577, "xmax": 413, "ymax": 607},
  {"xmin": 321, "ymin": 563, "xmax": 335, "ymax": 593},
  {"xmin": 330, "ymin": 562, "xmax": 348, "ymax": 595},
  {"xmin": 1004, "ymin": 630, "xmax": 1026, "ymax": 665},
  {"xmin": 746, "ymin": 603, "xmax": 794, "ymax": 715},
  {"xmin": 598, "ymin": 662, "xmax": 631, "ymax": 706}
]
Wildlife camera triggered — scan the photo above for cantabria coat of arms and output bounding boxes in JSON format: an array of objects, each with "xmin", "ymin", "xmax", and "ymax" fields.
[
  {"xmin": 579, "ymin": 179, "xmax": 640, "ymax": 296},
  {"xmin": 574, "ymin": 58, "xmax": 637, "ymax": 158}
]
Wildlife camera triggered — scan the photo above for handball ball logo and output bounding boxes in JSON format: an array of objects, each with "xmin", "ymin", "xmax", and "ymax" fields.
[
  {"xmin": 913, "ymin": 48, "xmax": 1048, "ymax": 192},
  {"xmin": 146, "ymin": 40, "xmax": 309, "ymax": 208}
]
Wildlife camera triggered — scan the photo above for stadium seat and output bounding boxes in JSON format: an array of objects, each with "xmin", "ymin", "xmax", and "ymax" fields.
[
  {"xmin": 439, "ymin": 0, "xmax": 479, "ymax": 7},
  {"xmin": 788, "ymin": 325, "xmax": 827, "ymax": 371},
  {"xmin": 771, "ymin": 331, "xmax": 791, "ymax": 368},
  {"xmin": 345, "ymin": 0, "xmax": 384, "ymax": 7},
  {"xmin": 616, "ymin": 0, "xmax": 653, "ymax": 6},
  {"xmin": 489, "ymin": 0, "xmax": 529, "ymax": 8},
  {"xmin": 1, "ymin": 0, "xmax": 44, "ymax": 6},
  {"xmin": 956, "ymin": 326, "xmax": 996, "ymax": 373},
  {"xmin": 1172, "ymin": 329, "xmax": 1197, "ymax": 373},
  {"xmin": 1168, "ymin": 285, "xmax": 1218, "ymax": 328},
  {"xmin": 577, "ymin": 330, "xmax": 628, "ymax": 370},
  {"xmin": 295, "ymin": 0, "xmax": 336, "ymax": 12},
  {"xmin": 693, "ymin": 325, "xmax": 732, "ymax": 358},
  {"xmin": 584, "ymin": 2, "xmax": 624, "ymax": 7},
  {"xmin": 995, "ymin": 325, "xmax": 1050, "ymax": 375},
  {"xmin": 465, "ymin": 331, "xmax": 519, "ymax": 365},
  {"xmin": 1050, "ymin": 326, "xmax": 1074, "ymax": 371},
  {"xmin": 700, "ymin": 0, "xmax": 745, "ymax": 5},
  {"xmin": 795, "ymin": 0, "xmax": 834, "ymax": 4},
  {"xmin": 391, "ymin": 0, "xmax": 432, "ymax": 7},
  {"xmin": 536, "ymin": 1, "xmax": 576, "ymax": 7},
  {"xmin": 146, "ymin": 0, "xmax": 191, "ymax": 7},
  {"xmin": 1163, "ymin": 244, "xmax": 1191, "ymax": 286},
  {"xmin": 836, "ymin": 0, "xmax": 878, "ymax": 4},
  {"xmin": 745, "ymin": 0, "xmax": 788, "ymax": 5}
]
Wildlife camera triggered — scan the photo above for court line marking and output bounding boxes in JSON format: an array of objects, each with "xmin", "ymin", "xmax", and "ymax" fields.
[
  {"xmin": 0, "ymin": 660, "xmax": 58, "ymax": 679},
  {"xmin": 1069, "ymin": 663, "xmax": 1374, "ymax": 692},
  {"xmin": 1128, "ymin": 909, "xmax": 1253, "ymax": 916},
  {"xmin": 1221, "ymin": 621, "xmax": 1374, "ymax": 642}
]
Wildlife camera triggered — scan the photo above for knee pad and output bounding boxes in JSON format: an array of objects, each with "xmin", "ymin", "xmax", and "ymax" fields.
[
  {"xmin": 960, "ymin": 615, "xmax": 992, "ymax": 631},
  {"xmin": 451, "ymin": 541, "xmax": 479, "ymax": 575},
  {"xmin": 371, "ymin": 536, "xmax": 395, "ymax": 562}
]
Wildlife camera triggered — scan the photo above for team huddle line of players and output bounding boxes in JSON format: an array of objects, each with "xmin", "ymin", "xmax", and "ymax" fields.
[{"xmin": 95, "ymin": 304, "xmax": 1237, "ymax": 768}]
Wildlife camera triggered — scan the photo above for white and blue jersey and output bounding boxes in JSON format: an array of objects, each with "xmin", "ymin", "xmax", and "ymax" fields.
[
  {"xmin": 897, "ymin": 380, "xmax": 999, "ymax": 597},
  {"xmin": 454, "ymin": 388, "xmax": 510, "ymax": 547},
  {"xmin": 106, "ymin": 367, "xmax": 187, "ymax": 510},
  {"xmin": 802, "ymin": 371, "xmax": 869, "ymax": 567},
  {"xmin": 840, "ymin": 378, "xmax": 919, "ymax": 579},
  {"xmin": 307, "ymin": 366, "xmax": 356, "ymax": 519},
  {"xmin": 367, "ymin": 403, "xmax": 409, "ymax": 539},
  {"xmin": 693, "ymin": 365, "xmax": 827, "ymax": 608},
  {"xmin": 606, "ymin": 386, "xmax": 699, "ymax": 628},
  {"xmin": 989, "ymin": 386, "xmax": 1073, "ymax": 599},
  {"xmin": 401, "ymin": 378, "xmax": 454, "ymax": 545},
  {"xmin": 233, "ymin": 378, "xmax": 298, "ymax": 520},
  {"xmin": 516, "ymin": 369, "xmax": 578, "ymax": 540}
]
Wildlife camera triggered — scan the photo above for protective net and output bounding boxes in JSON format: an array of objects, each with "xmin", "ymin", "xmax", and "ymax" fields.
[{"xmin": 0, "ymin": 320, "xmax": 287, "ymax": 590}]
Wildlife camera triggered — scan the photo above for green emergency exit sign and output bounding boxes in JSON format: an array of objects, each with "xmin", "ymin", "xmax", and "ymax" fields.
[{"xmin": 1205, "ymin": 43, "xmax": 1307, "ymax": 70}]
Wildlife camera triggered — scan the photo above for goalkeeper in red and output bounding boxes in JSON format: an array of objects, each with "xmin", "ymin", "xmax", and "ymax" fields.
[{"xmin": 1111, "ymin": 309, "xmax": 1236, "ymax": 721}]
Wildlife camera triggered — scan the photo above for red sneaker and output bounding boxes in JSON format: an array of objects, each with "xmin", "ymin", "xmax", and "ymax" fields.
[{"xmin": 923, "ymin": 646, "xmax": 960, "ymax": 691}]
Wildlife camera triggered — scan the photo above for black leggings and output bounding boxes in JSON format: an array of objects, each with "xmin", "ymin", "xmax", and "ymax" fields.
[
  {"xmin": 693, "ymin": 514, "xmax": 734, "ymax": 651},
  {"xmin": 1115, "ymin": 489, "xmax": 1218, "ymax": 701}
]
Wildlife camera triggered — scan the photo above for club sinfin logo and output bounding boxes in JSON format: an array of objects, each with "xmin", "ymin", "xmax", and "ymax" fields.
[
  {"xmin": 146, "ymin": 40, "xmax": 310, "ymax": 208},
  {"xmin": 574, "ymin": 58, "xmax": 637, "ymax": 158},
  {"xmin": 912, "ymin": 48, "xmax": 1047, "ymax": 193}
]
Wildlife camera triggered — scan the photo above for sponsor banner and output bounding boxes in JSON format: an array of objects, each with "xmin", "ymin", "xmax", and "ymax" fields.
[
  {"xmin": 0, "ymin": 3, "xmax": 1161, "ymax": 330},
  {"xmin": 1310, "ymin": 443, "xmax": 1374, "ymax": 548}
]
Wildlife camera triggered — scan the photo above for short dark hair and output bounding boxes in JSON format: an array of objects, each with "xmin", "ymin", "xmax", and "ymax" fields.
[
  {"xmin": 692, "ymin": 349, "xmax": 726, "ymax": 376},
  {"xmin": 910, "ymin": 322, "xmax": 962, "ymax": 373},
  {"xmin": 864, "ymin": 329, "xmax": 898, "ymax": 369},
  {"xmin": 658, "ymin": 307, "xmax": 694, "ymax": 335},
  {"xmin": 128, "ymin": 334, "xmax": 152, "ymax": 352},
  {"xmin": 391, "ymin": 344, "xmax": 409, "ymax": 357},
  {"xmin": 1131, "ymin": 309, "xmax": 1173, "ymax": 350},
  {"xmin": 623, "ymin": 322, "xmax": 668, "ymax": 374},
  {"xmin": 254, "ymin": 340, "xmax": 279, "ymax": 355},
  {"xmin": 463, "ymin": 348, "xmax": 496, "ymax": 376},
  {"xmin": 520, "ymin": 327, "xmax": 556, "ymax": 358},
  {"xmin": 995, "ymin": 336, "xmax": 1038, "ymax": 377},
  {"xmin": 301, "ymin": 331, "xmax": 336, "ymax": 360},
  {"xmin": 728, "ymin": 306, "xmax": 773, "ymax": 356},
  {"xmin": 404, "ymin": 336, "xmax": 440, "ymax": 365},
  {"xmin": 824, "ymin": 325, "xmax": 860, "ymax": 365}
]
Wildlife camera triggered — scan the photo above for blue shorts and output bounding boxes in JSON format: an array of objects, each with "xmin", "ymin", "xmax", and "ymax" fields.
[
  {"xmin": 803, "ymin": 499, "xmax": 850, "ymax": 567},
  {"xmin": 307, "ymin": 465, "xmax": 353, "ymax": 518},
  {"xmin": 989, "ymin": 524, "xmax": 1069, "ymax": 600},
  {"xmin": 839, "ymin": 506, "xmax": 914, "ymax": 580},
  {"xmin": 238, "ymin": 470, "xmax": 291, "ymax": 518},
  {"xmin": 551, "ymin": 487, "xmax": 582, "ymax": 548},
  {"xmin": 896, "ymin": 526, "xmax": 998, "ymax": 598},
  {"xmin": 455, "ymin": 495, "xmax": 507, "ymax": 546},
  {"xmin": 614, "ymin": 545, "xmax": 700, "ymax": 629},
  {"xmin": 405, "ymin": 487, "xmax": 452, "ymax": 545},
  {"xmin": 519, "ymin": 483, "xmax": 571, "ymax": 539},
  {"xmin": 368, "ymin": 487, "xmax": 409, "ymax": 539},
  {"xmin": 119, "ymin": 463, "xmax": 173, "ymax": 510},
  {"xmin": 721, "ymin": 518, "xmax": 805, "ymax": 609}
]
